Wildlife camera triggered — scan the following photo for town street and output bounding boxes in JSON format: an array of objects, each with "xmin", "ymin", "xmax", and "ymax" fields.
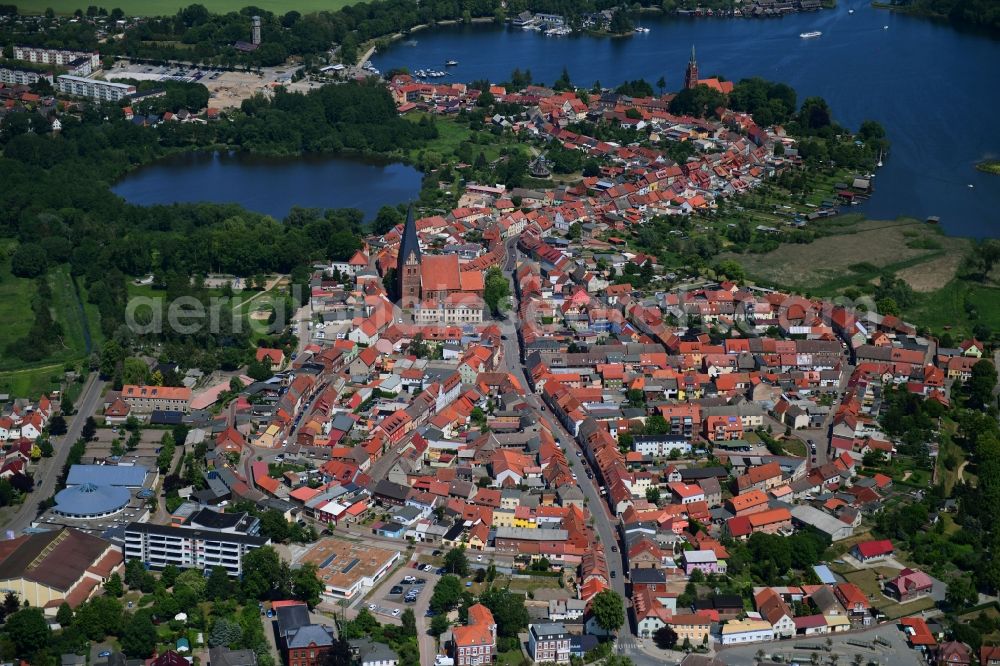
[
  {"xmin": 3, "ymin": 372, "xmax": 105, "ymax": 535},
  {"xmin": 498, "ymin": 237, "xmax": 634, "ymax": 634}
]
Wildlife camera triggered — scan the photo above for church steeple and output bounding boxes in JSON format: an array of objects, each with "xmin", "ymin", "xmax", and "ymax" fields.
[
  {"xmin": 396, "ymin": 205, "xmax": 422, "ymax": 308},
  {"xmin": 684, "ymin": 44, "xmax": 699, "ymax": 90}
]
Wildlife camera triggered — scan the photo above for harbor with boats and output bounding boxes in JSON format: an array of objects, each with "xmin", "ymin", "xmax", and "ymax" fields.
[{"xmin": 371, "ymin": 3, "xmax": 998, "ymax": 237}]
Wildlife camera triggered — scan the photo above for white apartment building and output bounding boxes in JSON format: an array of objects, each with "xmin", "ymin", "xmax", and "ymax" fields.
[
  {"xmin": 57, "ymin": 75, "xmax": 134, "ymax": 102},
  {"xmin": 14, "ymin": 46, "xmax": 100, "ymax": 70},
  {"xmin": 124, "ymin": 522, "xmax": 269, "ymax": 577}
]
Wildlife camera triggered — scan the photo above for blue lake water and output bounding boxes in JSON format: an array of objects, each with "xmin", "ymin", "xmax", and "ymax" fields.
[
  {"xmin": 373, "ymin": 5, "xmax": 1000, "ymax": 238},
  {"xmin": 112, "ymin": 150, "xmax": 423, "ymax": 221}
]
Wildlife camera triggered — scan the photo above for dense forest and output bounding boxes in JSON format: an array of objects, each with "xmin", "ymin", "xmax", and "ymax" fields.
[
  {"xmin": 880, "ymin": 0, "xmax": 1000, "ymax": 31},
  {"xmin": 0, "ymin": 79, "xmax": 434, "ymax": 369}
]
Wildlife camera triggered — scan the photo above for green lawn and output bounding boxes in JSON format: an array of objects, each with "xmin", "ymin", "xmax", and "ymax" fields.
[
  {"xmin": 0, "ymin": 242, "xmax": 38, "ymax": 368},
  {"xmin": 48, "ymin": 265, "xmax": 101, "ymax": 361},
  {"xmin": 17, "ymin": 0, "xmax": 360, "ymax": 16},
  {"xmin": 781, "ymin": 438, "xmax": 807, "ymax": 457},
  {"xmin": 0, "ymin": 243, "xmax": 96, "ymax": 394},
  {"xmin": 497, "ymin": 649, "xmax": 527, "ymax": 666},
  {"xmin": 404, "ymin": 114, "xmax": 518, "ymax": 165},
  {"xmin": 0, "ymin": 364, "xmax": 66, "ymax": 398},
  {"xmin": 907, "ymin": 279, "xmax": 1000, "ymax": 337},
  {"xmin": 839, "ymin": 567, "xmax": 936, "ymax": 619}
]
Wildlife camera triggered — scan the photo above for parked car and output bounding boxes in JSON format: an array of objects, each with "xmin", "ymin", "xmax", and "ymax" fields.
[
  {"xmin": 391, "ymin": 608, "xmax": 401, "ymax": 617},
  {"xmin": 390, "ymin": 586, "xmax": 404, "ymax": 595}
]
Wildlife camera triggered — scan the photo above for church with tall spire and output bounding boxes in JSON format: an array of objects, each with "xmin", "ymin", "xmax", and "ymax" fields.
[
  {"xmin": 396, "ymin": 205, "xmax": 422, "ymax": 307},
  {"xmin": 393, "ymin": 206, "xmax": 485, "ymax": 311},
  {"xmin": 684, "ymin": 45, "xmax": 699, "ymax": 90}
]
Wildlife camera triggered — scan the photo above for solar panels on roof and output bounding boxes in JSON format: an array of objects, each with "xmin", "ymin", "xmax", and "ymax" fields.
[
  {"xmin": 319, "ymin": 553, "xmax": 338, "ymax": 569},
  {"xmin": 342, "ymin": 558, "xmax": 360, "ymax": 574}
]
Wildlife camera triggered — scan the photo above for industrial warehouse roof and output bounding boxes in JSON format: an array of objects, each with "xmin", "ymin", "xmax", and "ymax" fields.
[
  {"xmin": 66, "ymin": 464, "xmax": 149, "ymax": 488},
  {"xmin": 54, "ymin": 483, "xmax": 130, "ymax": 517}
]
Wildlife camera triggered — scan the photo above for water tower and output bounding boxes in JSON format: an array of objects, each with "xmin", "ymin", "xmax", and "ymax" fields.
[{"xmin": 252, "ymin": 15, "xmax": 262, "ymax": 45}]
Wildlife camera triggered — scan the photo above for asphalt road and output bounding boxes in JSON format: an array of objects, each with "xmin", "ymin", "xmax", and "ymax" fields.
[
  {"xmin": 3, "ymin": 372, "xmax": 105, "ymax": 535},
  {"xmin": 794, "ymin": 357, "xmax": 854, "ymax": 469},
  {"xmin": 498, "ymin": 239, "xmax": 633, "ymax": 633}
]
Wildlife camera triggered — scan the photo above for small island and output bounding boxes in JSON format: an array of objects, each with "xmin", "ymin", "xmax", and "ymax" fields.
[{"xmin": 976, "ymin": 159, "xmax": 1000, "ymax": 175}]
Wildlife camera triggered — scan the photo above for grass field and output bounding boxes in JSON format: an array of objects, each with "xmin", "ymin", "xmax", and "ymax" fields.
[
  {"xmin": 720, "ymin": 217, "xmax": 998, "ymax": 335},
  {"xmin": 906, "ymin": 279, "xmax": 1000, "ymax": 337},
  {"xmin": 0, "ymin": 242, "xmax": 97, "ymax": 396},
  {"xmin": 16, "ymin": 0, "xmax": 359, "ymax": 16},
  {"xmin": 0, "ymin": 364, "xmax": 66, "ymax": 397},
  {"xmin": 48, "ymin": 265, "xmax": 102, "ymax": 361},
  {"xmin": 724, "ymin": 218, "xmax": 970, "ymax": 295},
  {"xmin": 404, "ymin": 114, "xmax": 523, "ymax": 165}
]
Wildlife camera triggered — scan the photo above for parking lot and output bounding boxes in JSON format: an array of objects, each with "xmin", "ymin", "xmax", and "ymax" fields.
[{"xmin": 366, "ymin": 560, "xmax": 443, "ymax": 623}]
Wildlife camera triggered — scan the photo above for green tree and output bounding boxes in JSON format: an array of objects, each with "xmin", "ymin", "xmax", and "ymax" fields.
[
  {"xmin": 946, "ymin": 575, "xmax": 978, "ymax": 610},
  {"xmin": 483, "ymin": 267, "xmax": 510, "ymax": 316},
  {"xmin": 590, "ymin": 589, "xmax": 625, "ymax": 634},
  {"xmin": 430, "ymin": 575, "xmax": 463, "ymax": 613},
  {"xmin": 122, "ymin": 357, "xmax": 150, "ymax": 385},
  {"xmin": 401, "ymin": 608, "xmax": 417, "ymax": 637},
  {"xmin": 209, "ymin": 616, "xmax": 243, "ymax": 647},
  {"xmin": 10, "ymin": 243, "xmax": 49, "ymax": 278},
  {"xmin": 48, "ymin": 415, "xmax": 67, "ymax": 436},
  {"xmin": 55, "ymin": 602, "xmax": 73, "ymax": 627},
  {"xmin": 653, "ymin": 624, "xmax": 678, "ymax": 649},
  {"xmin": 479, "ymin": 588, "xmax": 530, "ymax": 637},
  {"xmin": 242, "ymin": 546, "xmax": 291, "ymax": 601},
  {"xmin": 160, "ymin": 563, "xmax": 181, "ymax": 588},
  {"xmin": 6, "ymin": 607, "xmax": 50, "ymax": 657},
  {"xmin": 81, "ymin": 416, "xmax": 98, "ymax": 440},
  {"xmin": 967, "ymin": 360, "xmax": 997, "ymax": 410},
  {"xmin": 121, "ymin": 611, "xmax": 157, "ymax": 658},
  {"xmin": 645, "ymin": 487, "xmax": 661, "ymax": 504},
  {"xmin": 292, "ymin": 563, "xmax": 323, "ymax": 608},
  {"xmin": 429, "ymin": 613, "xmax": 451, "ymax": 637},
  {"xmin": 260, "ymin": 510, "xmax": 291, "ymax": 542},
  {"xmin": 373, "ymin": 205, "xmax": 403, "ymax": 235},
  {"xmin": 105, "ymin": 572, "xmax": 124, "ymax": 597},
  {"xmin": 99, "ymin": 340, "xmax": 125, "ymax": 378},
  {"xmin": 444, "ymin": 545, "xmax": 470, "ymax": 576},
  {"xmin": 74, "ymin": 596, "xmax": 123, "ymax": 641},
  {"xmin": 206, "ymin": 565, "xmax": 234, "ymax": 600}
]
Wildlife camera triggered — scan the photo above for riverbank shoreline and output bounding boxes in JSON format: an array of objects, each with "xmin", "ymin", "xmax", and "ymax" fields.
[{"xmin": 976, "ymin": 160, "xmax": 1000, "ymax": 175}]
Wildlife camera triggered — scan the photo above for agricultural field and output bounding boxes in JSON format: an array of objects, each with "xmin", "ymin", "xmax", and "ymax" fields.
[{"xmin": 16, "ymin": 0, "xmax": 358, "ymax": 16}]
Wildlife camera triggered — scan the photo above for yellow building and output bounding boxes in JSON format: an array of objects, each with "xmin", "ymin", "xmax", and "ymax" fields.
[
  {"xmin": 666, "ymin": 614, "xmax": 712, "ymax": 644},
  {"xmin": 0, "ymin": 528, "xmax": 122, "ymax": 612},
  {"xmin": 492, "ymin": 508, "xmax": 517, "ymax": 529}
]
